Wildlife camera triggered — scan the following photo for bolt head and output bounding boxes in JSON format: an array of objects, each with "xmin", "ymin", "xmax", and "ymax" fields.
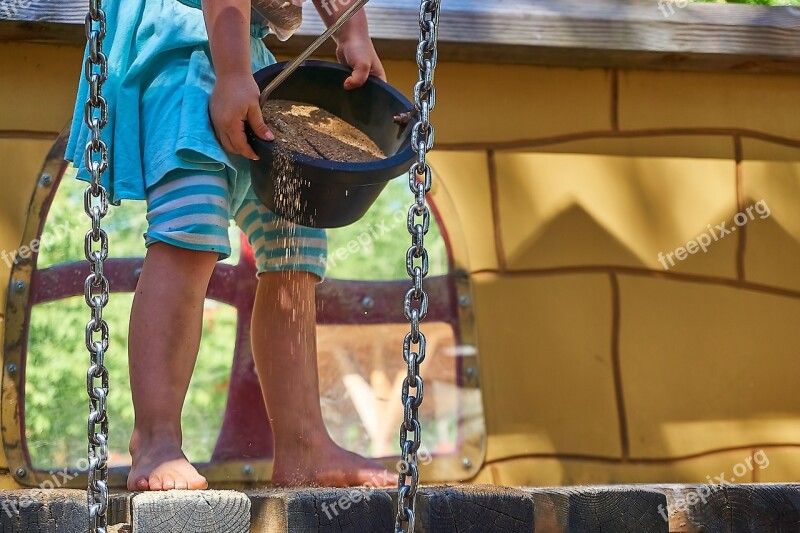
[
  {"xmin": 361, "ymin": 296, "xmax": 375, "ymax": 311},
  {"xmin": 40, "ymin": 173, "xmax": 53, "ymax": 186},
  {"xmin": 6, "ymin": 364, "xmax": 17, "ymax": 375},
  {"xmin": 243, "ymin": 464, "xmax": 254, "ymax": 476},
  {"xmin": 14, "ymin": 280, "xmax": 25, "ymax": 292},
  {"xmin": 16, "ymin": 467, "xmax": 26, "ymax": 478},
  {"xmin": 465, "ymin": 367, "xmax": 477, "ymax": 379},
  {"xmin": 458, "ymin": 295, "xmax": 471, "ymax": 307},
  {"xmin": 462, "ymin": 457, "xmax": 472, "ymax": 469}
]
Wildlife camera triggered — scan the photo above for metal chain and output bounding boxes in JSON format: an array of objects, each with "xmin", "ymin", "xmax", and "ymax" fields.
[
  {"xmin": 396, "ymin": 1, "xmax": 439, "ymax": 531},
  {"xmin": 83, "ymin": 0, "xmax": 111, "ymax": 531}
]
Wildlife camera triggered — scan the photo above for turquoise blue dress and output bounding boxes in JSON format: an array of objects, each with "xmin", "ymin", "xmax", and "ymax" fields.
[{"xmin": 65, "ymin": 0, "xmax": 275, "ymax": 215}]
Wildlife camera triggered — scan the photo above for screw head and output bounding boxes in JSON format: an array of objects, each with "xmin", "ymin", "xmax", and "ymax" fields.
[
  {"xmin": 13, "ymin": 280, "xmax": 25, "ymax": 292},
  {"xmin": 465, "ymin": 367, "xmax": 477, "ymax": 379},
  {"xmin": 242, "ymin": 464, "xmax": 254, "ymax": 476},
  {"xmin": 40, "ymin": 173, "xmax": 53, "ymax": 186},
  {"xmin": 6, "ymin": 364, "xmax": 16, "ymax": 375},
  {"xmin": 458, "ymin": 295, "xmax": 471, "ymax": 307},
  {"xmin": 361, "ymin": 296, "xmax": 374, "ymax": 311},
  {"xmin": 16, "ymin": 467, "xmax": 26, "ymax": 478},
  {"xmin": 462, "ymin": 457, "xmax": 472, "ymax": 469},
  {"xmin": 133, "ymin": 268, "xmax": 143, "ymax": 280}
]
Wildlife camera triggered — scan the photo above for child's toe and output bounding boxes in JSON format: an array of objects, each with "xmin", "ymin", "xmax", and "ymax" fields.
[
  {"xmin": 161, "ymin": 473, "xmax": 176, "ymax": 490},
  {"xmin": 148, "ymin": 474, "xmax": 164, "ymax": 490}
]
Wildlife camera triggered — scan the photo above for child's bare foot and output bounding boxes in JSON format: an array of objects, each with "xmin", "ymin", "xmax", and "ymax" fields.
[
  {"xmin": 127, "ymin": 430, "xmax": 208, "ymax": 491},
  {"xmin": 272, "ymin": 439, "xmax": 397, "ymax": 488}
]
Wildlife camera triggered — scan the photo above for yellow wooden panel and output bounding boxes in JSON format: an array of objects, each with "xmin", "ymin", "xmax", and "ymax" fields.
[
  {"xmin": 471, "ymin": 450, "xmax": 766, "ymax": 487},
  {"xmin": 740, "ymin": 157, "xmax": 800, "ymax": 292},
  {"xmin": 494, "ymin": 152, "xmax": 738, "ymax": 276},
  {"xmin": 381, "ymin": 61, "xmax": 613, "ymax": 146},
  {"xmin": 619, "ymin": 70, "xmax": 800, "ymax": 141},
  {"xmin": 619, "ymin": 275, "xmax": 800, "ymax": 459},
  {"xmin": 472, "ymin": 272, "xmax": 621, "ymax": 461},
  {"xmin": 0, "ymin": 139, "xmax": 53, "ymax": 310},
  {"xmin": 742, "ymin": 139, "xmax": 800, "ymax": 163},
  {"xmin": 751, "ymin": 448, "xmax": 800, "ymax": 483},
  {"xmin": 0, "ymin": 472, "xmax": 22, "ymax": 489},
  {"xmin": 428, "ymin": 151, "xmax": 497, "ymax": 272},
  {"xmin": 0, "ymin": 43, "xmax": 84, "ymax": 133},
  {"xmin": 512, "ymin": 135, "xmax": 735, "ymax": 161}
]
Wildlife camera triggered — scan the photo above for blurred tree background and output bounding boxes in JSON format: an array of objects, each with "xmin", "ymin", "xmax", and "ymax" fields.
[{"xmin": 25, "ymin": 169, "xmax": 446, "ymax": 469}]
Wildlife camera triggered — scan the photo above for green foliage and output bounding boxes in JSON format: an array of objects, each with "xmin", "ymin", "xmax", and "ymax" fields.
[{"xmin": 326, "ymin": 177, "xmax": 448, "ymax": 280}]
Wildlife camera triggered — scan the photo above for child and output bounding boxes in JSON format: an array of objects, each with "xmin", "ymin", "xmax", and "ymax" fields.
[{"xmin": 66, "ymin": 0, "xmax": 389, "ymax": 490}]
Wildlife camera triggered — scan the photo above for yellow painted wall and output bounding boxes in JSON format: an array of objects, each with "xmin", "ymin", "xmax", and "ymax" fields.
[{"xmin": 2, "ymin": 40, "xmax": 800, "ymax": 488}]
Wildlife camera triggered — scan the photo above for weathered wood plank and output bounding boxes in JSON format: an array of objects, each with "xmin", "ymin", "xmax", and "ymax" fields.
[
  {"xmin": 1, "ymin": 0, "xmax": 799, "ymax": 73},
  {"xmin": 526, "ymin": 486, "xmax": 668, "ymax": 533},
  {"xmin": 656, "ymin": 484, "xmax": 800, "ymax": 533},
  {"xmin": 131, "ymin": 490, "xmax": 251, "ymax": 533},
  {"xmin": 0, "ymin": 489, "xmax": 87, "ymax": 533},
  {"xmin": 249, "ymin": 488, "xmax": 394, "ymax": 532},
  {"xmin": 415, "ymin": 485, "xmax": 535, "ymax": 533}
]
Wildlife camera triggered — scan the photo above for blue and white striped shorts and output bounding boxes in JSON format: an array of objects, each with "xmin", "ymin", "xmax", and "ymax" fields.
[{"xmin": 144, "ymin": 169, "xmax": 327, "ymax": 279}]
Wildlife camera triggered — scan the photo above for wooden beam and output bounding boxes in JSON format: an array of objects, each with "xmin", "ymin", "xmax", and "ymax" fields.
[
  {"xmin": 1, "ymin": 0, "xmax": 800, "ymax": 73},
  {"xmin": 656, "ymin": 483, "xmax": 800, "ymax": 532},
  {"xmin": 131, "ymin": 490, "xmax": 251, "ymax": 533},
  {"xmin": 415, "ymin": 485, "xmax": 535, "ymax": 533},
  {"xmin": 0, "ymin": 489, "xmax": 87, "ymax": 532},
  {"xmin": 248, "ymin": 488, "xmax": 394, "ymax": 532}
]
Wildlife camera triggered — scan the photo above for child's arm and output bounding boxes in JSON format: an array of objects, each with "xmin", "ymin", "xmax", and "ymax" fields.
[
  {"xmin": 312, "ymin": 1, "xmax": 386, "ymax": 89},
  {"xmin": 203, "ymin": 0, "xmax": 273, "ymax": 160}
]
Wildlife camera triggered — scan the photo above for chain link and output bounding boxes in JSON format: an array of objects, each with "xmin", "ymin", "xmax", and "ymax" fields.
[
  {"xmin": 396, "ymin": 1, "xmax": 440, "ymax": 531},
  {"xmin": 83, "ymin": 0, "xmax": 111, "ymax": 530}
]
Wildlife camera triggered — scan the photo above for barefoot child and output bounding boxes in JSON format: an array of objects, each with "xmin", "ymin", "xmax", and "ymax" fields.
[{"xmin": 66, "ymin": 0, "xmax": 389, "ymax": 490}]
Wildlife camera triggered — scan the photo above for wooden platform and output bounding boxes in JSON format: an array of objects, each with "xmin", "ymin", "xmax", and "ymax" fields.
[{"xmin": 1, "ymin": 484, "xmax": 800, "ymax": 532}]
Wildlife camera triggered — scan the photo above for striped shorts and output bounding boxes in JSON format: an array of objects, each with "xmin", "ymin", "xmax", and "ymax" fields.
[{"xmin": 144, "ymin": 169, "xmax": 327, "ymax": 279}]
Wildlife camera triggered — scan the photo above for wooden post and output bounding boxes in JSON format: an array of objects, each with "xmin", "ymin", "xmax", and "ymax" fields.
[{"xmin": 131, "ymin": 490, "xmax": 250, "ymax": 533}]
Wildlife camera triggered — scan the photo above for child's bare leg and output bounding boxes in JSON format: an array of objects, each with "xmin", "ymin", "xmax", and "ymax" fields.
[
  {"xmin": 127, "ymin": 243, "xmax": 216, "ymax": 491},
  {"xmin": 251, "ymin": 270, "xmax": 394, "ymax": 487}
]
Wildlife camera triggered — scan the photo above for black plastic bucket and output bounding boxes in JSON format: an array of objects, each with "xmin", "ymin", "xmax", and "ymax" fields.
[{"xmin": 247, "ymin": 60, "xmax": 416, "ymax": 228}]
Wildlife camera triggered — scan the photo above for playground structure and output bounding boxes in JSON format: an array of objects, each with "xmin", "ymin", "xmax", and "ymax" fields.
[{"xmin": 1, "ymin": 0, "xmax": 800, "ymax": 531}]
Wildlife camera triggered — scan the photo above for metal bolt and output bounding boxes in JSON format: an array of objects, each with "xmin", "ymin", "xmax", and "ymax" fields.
[
  {"xmin": 362, "ymin": 296, "xmax": 374, "ymax": 312},
  {"xmin": 16, "ymin": 467, "xmax": 26, "ymax": 478},
  {"xmin": 133, "ymin": 267, "xmax": 143, "ymax": 280},
  {"xmin": 465, "ymin": 367, "xmax": 477, "ymax": 379},
  {"xmin": 6, "ymin": 364, "xmax": 16, "ymax": 375},
  {"xmin": 40, "ymin": 173, "xmax": 53, "ymax": 187},
  {"xmin": 462, "ymin": 458, "xmax": 472, "ymax": 470},
  {"xmin": 13, "ymin": 280, "xmax": 25, "ymax": 292},
  {"xmin": 242, "ymin": 464, "xmax": 253, "ymax": 476},
  {"xmin": 458, "ymin": 295, "xmax": 471, "ymax": 307}
]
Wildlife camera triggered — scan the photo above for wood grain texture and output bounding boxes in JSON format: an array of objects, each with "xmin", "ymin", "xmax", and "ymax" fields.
[
  {"xmin": 0, "ymin": 489, "xmax": 87, "ymax": 533},
  {"xmin": 657, "ymin": 484, "xmax": 800, "ymax": 533},
  {"xmin": 415, "ymin": 485, "xmax": 535, "ymax": 533},
  {"xmin": 131, "ymin": 490, "xmax": 250, "ymax": 533},
  {"xmin": 526, "ymin": 486, "xmax": 667, "ymax": 533},
  {"xmin": 248, "ymin": 488, "xmax": 394, "ymax": 532},
  {"xmin": 2, "ymin": 0, "xmax": 800, "ymax": 73}
]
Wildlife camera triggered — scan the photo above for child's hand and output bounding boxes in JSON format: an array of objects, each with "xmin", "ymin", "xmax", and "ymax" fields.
[
  {"xmin": 209, "ymin": 72, "xmax": 274, "ymax": 160},
  {"xmin": 336, "ymin": 34, "xmax": 386, "ymax": 90}
]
